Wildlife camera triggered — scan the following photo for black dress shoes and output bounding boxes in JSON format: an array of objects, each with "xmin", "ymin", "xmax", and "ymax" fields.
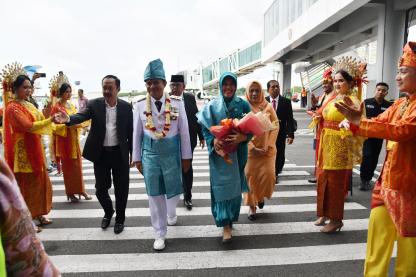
[
  {"xmin": 184, "ymin": 199, "xmax": 193, "ymax": 210},
  {"xmin": 114, "ymin": 223, "xmax": 125, "ymax": 234},
  {"xmin": 359, "ymin": 181, "xmax": 371, "ymax": 191},
  {"xmin": 101, "ymin": 210, "xmax": 115, "ymax": 229},
  {"xmin": 308, "ymin": 178, "xmax": 317, "ymax": 183},
  {"xmin": 258, "ymin": 202, "xmax": 265, "ymax": 209}
]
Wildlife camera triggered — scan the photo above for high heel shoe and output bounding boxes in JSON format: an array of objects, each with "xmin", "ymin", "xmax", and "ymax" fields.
[
  {"xmin": 248, "ymin": 206, "xmax": 257, "ymax": 221},
  {"xmin": 67, "ymin": 194, "xmax": 79, "ymax": 203},
  {"xmin": 222, "ymin": 225, "xmax": 232, "ymax": 243},
  {"xmin": 36, "ymin": 216, "xmax": 53, "ymax": 226},
  {"xmin": 320, "ymin": 221, "xmax": 343, "ymax": 233},
  {"xmin": 79, "ymin": 192, "xmax": 92, "ymax": 200},
  {"xmin": 314, "ymin": 217, "xmax": 327, "ymax": 226}
]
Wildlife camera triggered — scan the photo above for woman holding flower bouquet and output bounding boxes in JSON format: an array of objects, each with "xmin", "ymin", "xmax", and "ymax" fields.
[
  {"xmin": 244, "ymin": 81, "xmax": 279, "ymax": 220},
  {"xmin": 197, "ymin": 72, "xmax": 251, "ymax": 243}
]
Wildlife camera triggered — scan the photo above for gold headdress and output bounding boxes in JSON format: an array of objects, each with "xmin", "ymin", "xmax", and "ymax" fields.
[
  {"xmin": 49, "ymin": 72, "xmax": 69, "ymax": 106},
  {"xmin": 0, "ymin": 62, "xmax": 28, "ymax": 106},
  {"xmin": 332, "ymin": 56, "xmax": 367, "ymax": 100}
]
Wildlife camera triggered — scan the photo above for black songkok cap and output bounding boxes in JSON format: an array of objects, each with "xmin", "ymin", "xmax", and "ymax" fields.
[{"xmin": 170, "ymin": 75, "xmax": 185, "ymax": 83}]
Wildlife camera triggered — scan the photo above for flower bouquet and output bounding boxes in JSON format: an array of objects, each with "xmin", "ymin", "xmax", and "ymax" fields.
[{"xmin": 210, "ymin": 112, "xmax": 278, "ymax": 164}]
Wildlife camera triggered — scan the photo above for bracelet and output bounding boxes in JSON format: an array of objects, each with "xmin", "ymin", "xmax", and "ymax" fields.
[{"xmin": 350, "ymin": 123, "xmax": 359, "ymax": 134}]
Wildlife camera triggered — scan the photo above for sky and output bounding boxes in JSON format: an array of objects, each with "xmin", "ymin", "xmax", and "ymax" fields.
[{"xmin": 0, "ymin": 0, "xmax": 274, "ymax": 96}]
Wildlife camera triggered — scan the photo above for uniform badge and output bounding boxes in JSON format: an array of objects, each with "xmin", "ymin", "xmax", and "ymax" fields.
[{"xmin": 171, "ymin": 106, "xmax": 179, "ymax": 120}]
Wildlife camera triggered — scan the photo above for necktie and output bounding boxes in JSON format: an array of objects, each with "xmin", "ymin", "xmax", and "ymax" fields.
[
  {"xmin": 272, "ymin": 99, "xmax": 277, "ymax": 111},
  {"xmin": 155, "ymin": 100, "xmax": 162, "ymax": 112}
]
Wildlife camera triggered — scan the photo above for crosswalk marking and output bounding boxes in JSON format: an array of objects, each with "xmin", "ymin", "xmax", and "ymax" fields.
[
  {"xmin": 51, "ymin": 179, "xmax": 315, "ymax": 191},
  {"xmin": 50, "ymin": 243, "xmax": 371, "ymax": 273},
  {"xmin": 42, "ymin": 136, "xmax": 370, "ymax": 275},
  {"xmin": 48, "ymin": 203, "xmax": 365, "ymax": 218},
  {"xmin": 49, "ymin": 170, "xmax": 311, "ymax": 182},
  {"xmin": 52, "ymin": 190, "xmax": 318, "ymax": 203},
  {"xmin": 38, "ymin": 219, "xmax": 369, "ymax": 241}
]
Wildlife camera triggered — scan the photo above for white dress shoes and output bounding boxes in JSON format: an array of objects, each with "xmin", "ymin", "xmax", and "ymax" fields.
[
  {"xmin": 167, "ymin": 216, "xmax": 177, "ymax": 226},
  {"xmin": 153, "ymin": 237, "xmax": 166, "ymax": 251}
]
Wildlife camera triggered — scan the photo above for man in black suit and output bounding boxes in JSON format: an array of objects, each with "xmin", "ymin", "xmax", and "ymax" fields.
[
  {"xmin": 265, "ymin": 80, "xmax": 295, "ymax": 178},
  {"xmin": 170, "ymin": 75, "xmax": 204, "ymax": 210},
  {"xmin": 54, "ymin": 75, "xmax": 133, "ymax": 234}
]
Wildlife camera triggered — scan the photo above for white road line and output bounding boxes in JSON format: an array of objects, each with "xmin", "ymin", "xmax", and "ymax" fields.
[
  {"xmin": 51, "ymin": 179, "xmax": 315, "ymax": 191},
  {"xmin": 352, "ymin": 168, "xmax": 377, "ymax": 182},
  {"xmin": 48, "ymin": 203, "xmax": 366, "ymax": 218},
  {"xmin": 38, "ymin": 219, "xmax": 368, "ymax": 241},
  {"xmin": 50, "ymin": 243, "xmax": 372, "ymax": 273},
  {"xmin": 77, "ymin": 164, "xmax": 302, "ymax": 174},
  {"xmin": 49, "ymin": 170, "xmax": 310, "ymax": 182},
  {"xmin": 52, "ymin": 191, "xmax": 317, "ymax": 203}
]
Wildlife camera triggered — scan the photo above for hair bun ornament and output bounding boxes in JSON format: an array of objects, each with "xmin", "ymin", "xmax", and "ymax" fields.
[
  {"xmin": 0, "ymin": 62, "xmax": 27, "ymax": 105},
  {"xmin": 0, "ymin": 62, "xmax": 27, "ymax": 93},
  {"xmin": 332, "ymin": 56, "xmax": 368, "ymax": 100},
  {"xmin": 49, "ymin": 73, "xmax": 69, "ymax": 96},
  {"xmin": 49, "ymin": 72, "xmax": 69, "ymax": 105}
]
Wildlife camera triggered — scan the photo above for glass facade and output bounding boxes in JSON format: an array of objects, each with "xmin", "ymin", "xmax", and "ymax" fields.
[
  {"xmin": 264, "ymin": 0, "xmax": 319, "ymax": 45},
  {"xmin": 202, "ymin": 41, "xmax": 262, "ymax": 83},
  {"xmin": 239, "ymin": 41, "xmax": 262, "ymax": 68}
]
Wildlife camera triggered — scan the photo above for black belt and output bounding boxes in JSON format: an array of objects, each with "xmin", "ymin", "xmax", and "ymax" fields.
[{"xmin": 103, "ymin": 145, "xmax": 120, "ymax": 151}]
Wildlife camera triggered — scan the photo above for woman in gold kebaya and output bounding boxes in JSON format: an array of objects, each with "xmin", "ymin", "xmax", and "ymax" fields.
[
  {"xmin": 314, "ymin": 57, "xmax": 365, "ymax": 233},
  {"xmin": 51, "ymin": 83, "xmax": 91, "ymax": 202}
]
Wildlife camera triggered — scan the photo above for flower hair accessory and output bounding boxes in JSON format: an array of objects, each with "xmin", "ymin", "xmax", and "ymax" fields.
[{"xmin": 332, "ymin": 56, "xmax": 368, "ymax": 100}]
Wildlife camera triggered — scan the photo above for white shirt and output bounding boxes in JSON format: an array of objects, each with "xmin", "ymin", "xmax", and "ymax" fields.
[
  {"xmin": 132, "ymin": 94, "xmax": 192, "ymax": 162},
  {"xmin": 270, "ymin": 95, "xmax": 279, "ymax": 110},
  {"xmin": 103, "ymin": 100, "xmax": 119, "ymax": 146}
]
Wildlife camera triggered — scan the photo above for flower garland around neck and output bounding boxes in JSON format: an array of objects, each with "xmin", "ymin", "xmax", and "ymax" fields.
[{"xmin": 144, "ymin": 93, "xmax": 171, "ymax": 139}]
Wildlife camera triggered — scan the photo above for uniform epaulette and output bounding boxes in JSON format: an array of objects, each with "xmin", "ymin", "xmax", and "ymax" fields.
[
  {"xmin": 170, "ymin": 95, "xmax": 182, "ymax": 101},
  {"xmin": 136, "ymin": 96, "xmax": 146, "ymax": 102}
]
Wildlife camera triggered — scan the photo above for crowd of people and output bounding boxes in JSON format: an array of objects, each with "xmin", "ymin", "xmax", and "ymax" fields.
[{"xmin": 0, "ymin": 41, "xmax": 415, "ymax": 276}]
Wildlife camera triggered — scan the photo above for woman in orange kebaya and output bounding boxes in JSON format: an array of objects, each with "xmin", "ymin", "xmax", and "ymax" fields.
[
  {"xmin": 244, "ymin": 81, "xmax": 278, "ymax": 220},
  {"xmin": 51, "ymin": 83, "xmax": 91, "ymax": 202},
  {"xmin": 3, "ymin": 73, "xmax": 54, "ymax": 232}
]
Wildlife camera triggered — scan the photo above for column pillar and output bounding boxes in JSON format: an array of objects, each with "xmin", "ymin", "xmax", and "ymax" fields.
[{"xmin": 375, "ymin": 0, "xmax": 406, "ymax": 100}]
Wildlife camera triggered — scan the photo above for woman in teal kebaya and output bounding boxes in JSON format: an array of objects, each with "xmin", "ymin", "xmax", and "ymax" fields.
[{"xmin": 197, "ymin": 72, "xmax": 251, "ymax": 242}]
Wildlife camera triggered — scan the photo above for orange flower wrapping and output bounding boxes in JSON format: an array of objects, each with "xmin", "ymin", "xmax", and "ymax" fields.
[{"xmin": 210, "ymin": 119, "xmax": 238, "ymax": 164}]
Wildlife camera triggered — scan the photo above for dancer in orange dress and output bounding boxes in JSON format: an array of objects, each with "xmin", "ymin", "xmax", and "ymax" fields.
[
  {"xmin": 336, "ymin": 42, "xmax": 416, "ymax": 277},
  {"xmin": 1, "ymin": 65, "xmax": 54, "ymax": 232},
  {"xmin": 51, "ymin": 82, "xmax": 92, "ymax": 202}
]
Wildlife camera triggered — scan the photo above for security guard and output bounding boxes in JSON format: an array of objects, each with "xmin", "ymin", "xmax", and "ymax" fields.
[{"xmin": 359, "ymin": 82, "xmax": 392, "ymax": 190}]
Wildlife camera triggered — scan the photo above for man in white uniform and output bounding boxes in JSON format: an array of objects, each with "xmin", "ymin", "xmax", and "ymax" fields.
[{"xmin": 132, "ymin": 59, "xmax": 192, "ymax": 251}]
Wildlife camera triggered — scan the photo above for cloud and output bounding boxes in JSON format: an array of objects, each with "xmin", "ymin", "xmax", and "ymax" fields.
[{"xmin": 1, "ymin": 0, "xmax": 274, "ymax": 95}]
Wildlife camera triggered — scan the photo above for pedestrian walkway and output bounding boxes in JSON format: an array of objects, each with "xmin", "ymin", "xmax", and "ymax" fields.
[{"xmin": 39, "ymin": 148, "xmax": 372, "ymax": 276}]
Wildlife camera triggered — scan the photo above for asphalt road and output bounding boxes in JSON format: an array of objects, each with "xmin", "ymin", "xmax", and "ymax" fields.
[{"xmin": 10, "ymin": 109, "xmax": 395, "ymax": 276}]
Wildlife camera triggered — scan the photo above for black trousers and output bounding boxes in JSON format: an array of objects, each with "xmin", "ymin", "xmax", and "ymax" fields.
[
  {"xmin": 275, "ymin": 135, "xmax": 287, "ymax": 174},
  {"xmin": 94, "ymin": 146, "xmax": 130, "ymax": 224},
  {"xmin": 182, "ymin": 147, "xmax": 195, "ymax": 201},
  {"xmin": 360, "ymin": 138, "xmax": 383, "ymax": 182}
]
